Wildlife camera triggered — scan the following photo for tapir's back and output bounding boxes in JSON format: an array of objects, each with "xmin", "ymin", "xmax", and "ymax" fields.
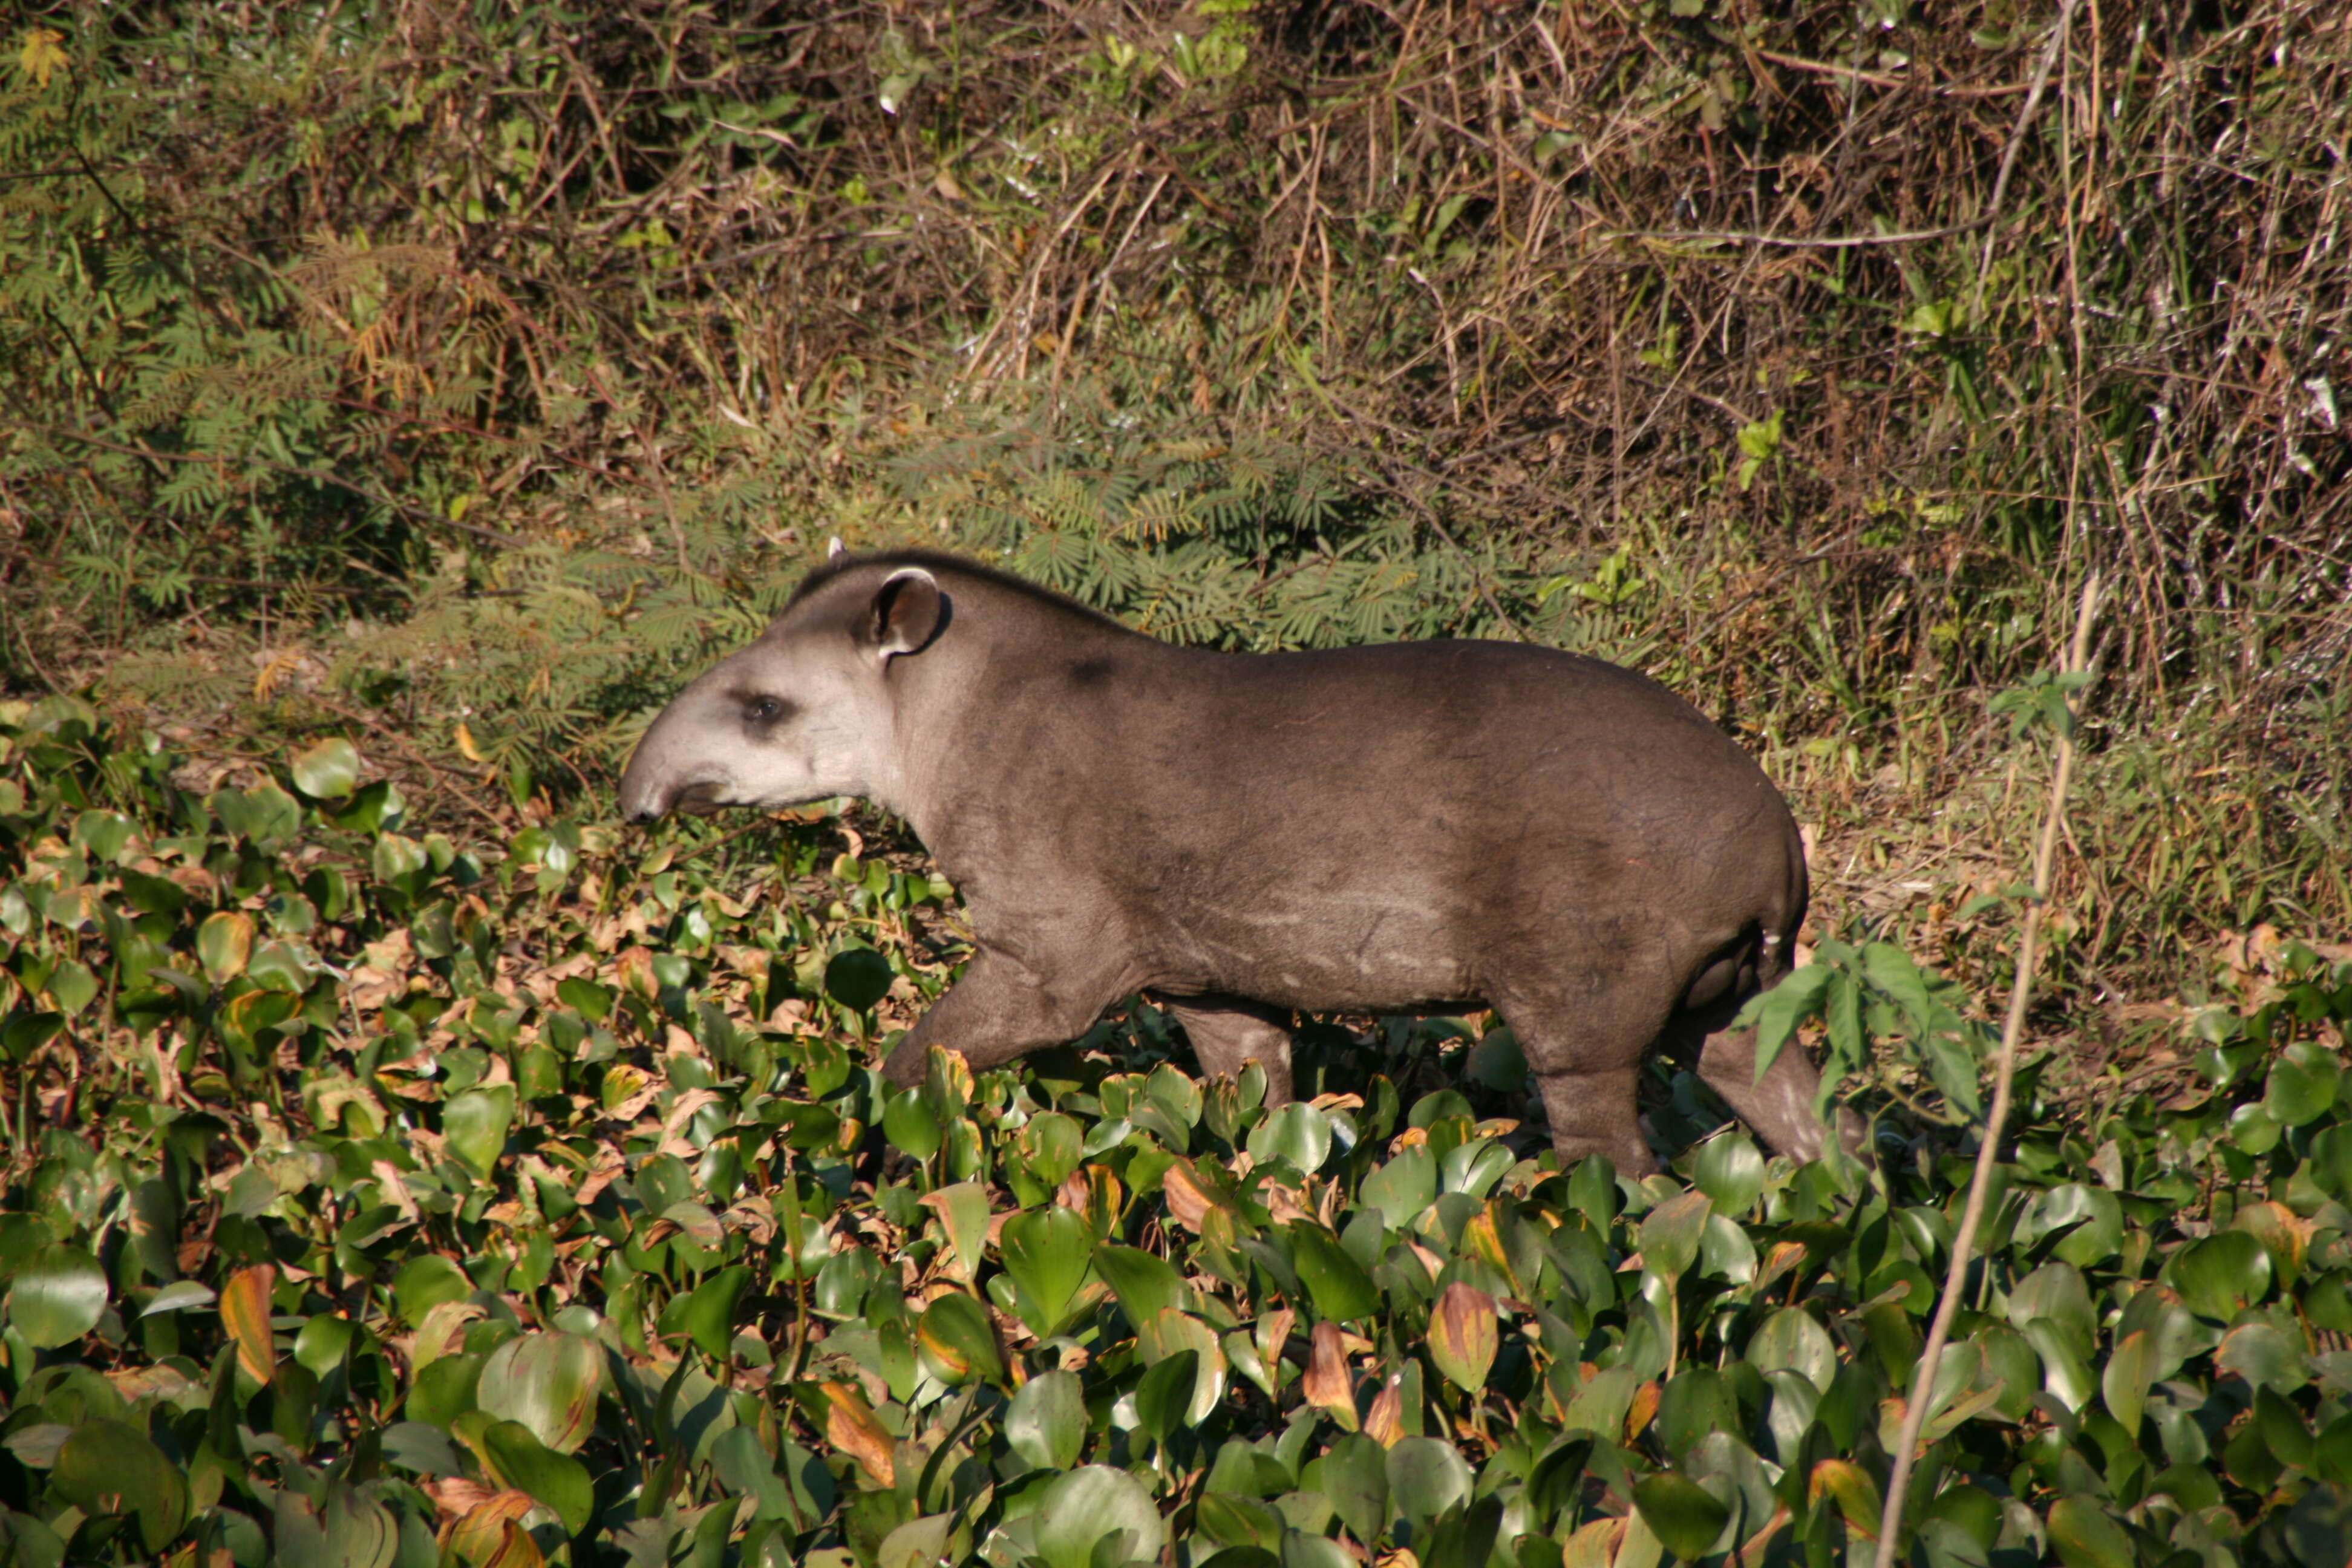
[{"xmin": 931, "ymin": 626, "xmax": 1805, "ymax": 1013}]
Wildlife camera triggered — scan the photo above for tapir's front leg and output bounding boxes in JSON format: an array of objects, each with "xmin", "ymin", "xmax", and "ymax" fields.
[{"xmin": 878, "ymin": 946, "xmax": 1126, "ymax": 1088}]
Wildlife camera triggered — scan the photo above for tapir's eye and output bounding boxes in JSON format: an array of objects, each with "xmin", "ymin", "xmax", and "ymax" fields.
[{"xmin": 743, "ymin": 694, "xmax": 793, "ymax": 727}]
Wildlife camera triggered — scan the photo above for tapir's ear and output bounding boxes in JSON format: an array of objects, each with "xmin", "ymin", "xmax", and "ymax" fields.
[{"xmin": 864, "ymin": 567, "xmax": 946, "ymax": 660}]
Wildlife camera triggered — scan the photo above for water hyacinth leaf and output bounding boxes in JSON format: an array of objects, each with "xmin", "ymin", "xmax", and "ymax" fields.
[
  {"xmin": 1749, "ymin": 1307, "xmax": 1834, "ymax": 1391},
  {"xmin": 1632, "ymin": 1470, "xmax": 1731, "ymax": 1560},
  {"xmin": 2174, "ymin": 1231, "xmax": 2271, "ymax": 1322},
  {"xmin": 2047, "ymin": 1496, "xmax": 2137, "ymax": 1568},
  {"xmin": 142, "ymin": 1279, "xmax": 217, "ymax": 1316},
  {"xmin": 275, "ymin": 1483, "xmax": 400, "ymax": 1568},
  {"xmin": 7, "ymin": 1244, "xmax": 108, "ymax": 1349},
  {"xmin": 912, "ymin": 1181, "xmax": 987, "ymax": 1286},
  {"xmin": 1005, "ymin": 1368, "xmax": 1086, "ymax": 1472},
  {"xmin": 1359, "ymin": 1145, "xmax": 1436, "ymax": 1235},
  {"xmin": 876, "ymin": 1515, "xmax": 955, "ymax": 1568},
  {"xmin": 44, "ymin": 958, "xmax": 97, "ymax": 1016},
  {"xmin": 443, "ymin": 1085, "xmax": 516, "ymax": 1179},
  {"xmin": 1318, "ymin": 1432, "xmax": 1390, "ymax": 1545},
  {"xmin": 444, "ymin": 1500, "xmax": 538, "ymax": 1568},
  {"xmin": 823, "ymin": 947, "xmax": 895, "ymax": 1011},
  {"xmin": 482, "ymin": 1420, "xmax": 594, "ymax": 1535},
  {"xmin": 1146, "ymin": 1063, "xmax": 1203, "ymax": 1131},
  {"xmin": 246, "ymin": 940, "xmax": 316, "ymax": 993},
  {"xmin": 658, "ymin": 1265, "xmax": 750, "ymax": 1362},
  {"xmin": 2216, "ymin": 1322, "xmax": 2306, "ymax": 1393},
  {"xmin": 1638, "ymin": 1189, "xmax": 1711, "ymax": 1281},
  {"xmin": 295, "ymin": 1315, "xmax": 357, "ymax": 1377},
  {"xmin": 1693, "ymin": 1134, "xmax": 1765, "ymax": 1216},
  {"xmin": 53, "ymin": 1418, "xmax": 189, "ymax": 1553},
  {"xmin": 2022, "ymin": 1318, "xmax": 2097, "ymax": 1413},
  {"xmin": 71, "ymin": 808, "xmax": 136, "ymax": 862},
  {"xmin": 1018, "ymin": 1111, "xmax": 1084, "ymax": 1189},
  {"xmin": 1741, "ymin": 962, "xmax": 1832, "ymax": 1076},
  {"xmin": 220, "ymin": 1261, "xmax": 277, "ymax": 1379},
  {"xmin": 1135, "ymin": 1349, "xmax": 1201, "ymax": 1444},
  {"xmin": 1000, "ymin": 1204, "xmax": 1094, "ymax": 1335},
  {"xmin": 382, "ymin": 1422, "xmax": 464, "ymax": 1478},
  {"xmin": 916, "ymin": 1290, "xmax": 1004, "ymax": 1386},
  {"xmin": 197, "ymin": 910, "xmax": 256, "ymax": 985},
  {"xmin": 217, "ymin": 990, "xmax": 298, "ymax": 1063},
  {"xmin": 2101, "ymin": 1329, "xmax": 2153, "ymax": 1436},
  {"xmin": 814, "ymin": 1246, "xmax": 880, "ymax": 1319},
  {"xmin": 477, "ymin": 1331, "xmax": 603, "ymax": 1452},
  {"xmin": 2050, "ymin": 1187, "xmax": 2125, "ymax": 1269},
  {"xmin": 1700, "ymin": 1212, "xmax": 1757, "ymax": 1284},
  {"xmin": 2006, "ymin": 1261, "xmax": 2097, "ymax": 1356},
  {"xmin": 883, "ymin": 1089, "xmax": 942, "ymax": 1161},
  {"xmin": 396, "ymin": 1254, "xmax": 471, "ymax": 1322},
  {"xmin": 408, "ymin": 1353, "xmax": 485, "ymax": 1428},
  {"xmin": 1032, "ymin": 1465, "xmax": 1169, "ymax": 1568},
  {"xmin": 711, "ymin": 1426, "xmax": 802, "ymax": 1523},
  {"xmin": 1560, "ymin": 1364, "xmax": 1641, "ymax": 1437},
  {"xmin": 291, "ymin": 737, "xmax": 362, "ymax": 799},
  {"xmin": 1138, "ymin": 1308, "xmax": 1228, "ymax": 1423},
  {"xmin": 1196, "ymin": 1493, "xmax": 1284, "ymax": 1552},
  {"xmin": 1809, "ymin": 1458, "xmax": 1883, "ymax": 1539},
  {"xmin": 817, "ymin": 1380, "xmax": 897, "ymax": 1487},
  {"xmin": 1247, "ymin": 1102, "xmax": 1332, "ymax": 1174},
  {"xmin": 1301, "ymin": 1321, "xmax": 1359, "ymax": 1429},
  {"xmin": 1096, "ymin": 1242, "xmax": 1192, "ymax": 1325},
  {"xmin": 2267, "ymin": 1041, "xmax": 2341, "ymax": 1126},
  {"xmin": 1427, "ymin": 1281, "xmax": 1498, "ymax": 1391},
  {"xmin": 2233, "ymin": 1201, "xmax": 2309, "ymax": 1287},
  {"xmin": 1385, "ymin": 1436, "xmax": 1473, "ymax": 1522},
  {"xmin": 1285, "ymin": 1222, "xmax": 1380, "ymax": 1324}
]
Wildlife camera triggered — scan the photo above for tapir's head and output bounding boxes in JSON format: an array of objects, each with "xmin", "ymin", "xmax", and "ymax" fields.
[{"xmin": 618, "ymin": 561, "xmax": 946, "ymax": 824}]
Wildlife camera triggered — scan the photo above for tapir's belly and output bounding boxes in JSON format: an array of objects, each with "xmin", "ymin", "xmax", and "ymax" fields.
[{"xmin": 1149, "ymin": 889, "xmax": 1484, "ymax": 1013}]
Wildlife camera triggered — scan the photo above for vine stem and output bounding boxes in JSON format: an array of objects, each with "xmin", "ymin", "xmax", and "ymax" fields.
[{"xmin": 1873, "ymin": 570, "xmax": 2103, "ymax": 1567}]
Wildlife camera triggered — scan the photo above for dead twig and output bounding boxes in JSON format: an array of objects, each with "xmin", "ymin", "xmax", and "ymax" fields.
[{"xmin": 1874, "ymin": 571, "xmax": 2103, "ymax": 1568}]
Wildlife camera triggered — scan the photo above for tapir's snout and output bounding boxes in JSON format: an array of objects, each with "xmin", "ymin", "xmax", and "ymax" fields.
[
  {"xmin": 616, "ymin": 725, "xmax": 690, "ymax": 825},
  {"xmin": 616, "ymin": 761, "xmax": 671, "ymax": 825}
]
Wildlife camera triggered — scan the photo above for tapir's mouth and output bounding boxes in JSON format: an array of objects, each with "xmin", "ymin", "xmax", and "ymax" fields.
[{"xmin": 672, "ymin": 780, "xmax": 729, "ymax": 816}]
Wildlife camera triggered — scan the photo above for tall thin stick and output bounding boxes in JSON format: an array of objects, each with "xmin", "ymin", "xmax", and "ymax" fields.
[{"xmin": 1873, "ymin": 572, "xmax": 2103, "ymax": 1568}]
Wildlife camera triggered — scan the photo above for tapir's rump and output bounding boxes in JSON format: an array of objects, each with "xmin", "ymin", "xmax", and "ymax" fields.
[{"xmin": 620, "ymin": 549, "xmax": 1843, "ymax": 1174}]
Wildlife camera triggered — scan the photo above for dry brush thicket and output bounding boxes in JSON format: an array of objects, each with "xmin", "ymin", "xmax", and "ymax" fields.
[{"xmin": 1, "ymin": 0, "xmax": 2345, "ymax": 1013}]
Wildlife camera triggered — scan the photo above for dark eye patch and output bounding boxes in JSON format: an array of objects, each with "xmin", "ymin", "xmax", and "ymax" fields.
[{"xmin": 731, "ymin": 690, "xmax": 796, "ymax": 728}]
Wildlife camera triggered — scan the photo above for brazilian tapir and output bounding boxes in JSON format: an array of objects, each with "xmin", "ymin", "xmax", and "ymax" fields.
[{"xmin": 618, "ymin": 549, "xmax": 1840, "ymax": 1174}]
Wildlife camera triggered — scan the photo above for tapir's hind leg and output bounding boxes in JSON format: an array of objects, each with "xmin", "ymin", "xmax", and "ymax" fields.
[
  {"xmin": 1161, "ymin": 996, "xmax": 1295, "ymax": 1106},
  {"xmin": 1674, "ymin": 1008, "xmax": 1867, "ymax": 1164},
  {"xmin": 1689, "ymin": 1021, "xmax": 1831, "ymax": 1163}
]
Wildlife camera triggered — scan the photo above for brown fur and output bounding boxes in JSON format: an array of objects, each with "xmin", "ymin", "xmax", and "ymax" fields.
[{"xmin": 620, "ymin": 552, "xmax": 1840, "ymax": 1173}]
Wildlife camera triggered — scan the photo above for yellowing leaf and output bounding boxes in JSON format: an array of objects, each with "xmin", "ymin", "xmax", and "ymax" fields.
[
  {"xmin": 18, "ymin": 28, "xmax": 67, "ymax": 88},
  {"xmin": 1364, "ymin": 1372, "xmax": 1404, "ymax": 1448},
  {"xmin": 819, "ymin": 1381, "xmax": 897, "ymax": 1488},
  {"xmin": 1427, "ymin": 1281, "xmax": 1498, "ymax": 1392},
  {"xmin": 1808, "ymin": 1458, "xmax": 1882, "ymax": 1540},
  {"xmin": 439, "ymin": 1492, "xmax": 538, "ymax": 1567},
  {"xmin": 220, "ymin": 1264, "xmax": 278, "ymax": 1382},
  {"xmin": 1301, "ymin": 1321, "xmax": 1358, "ymax": 1431}
]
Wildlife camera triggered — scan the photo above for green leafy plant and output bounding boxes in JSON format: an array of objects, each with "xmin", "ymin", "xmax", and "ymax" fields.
[{"xmin": 2, "ymin": 687, "xmax": 2352, "ymax": 1568}]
